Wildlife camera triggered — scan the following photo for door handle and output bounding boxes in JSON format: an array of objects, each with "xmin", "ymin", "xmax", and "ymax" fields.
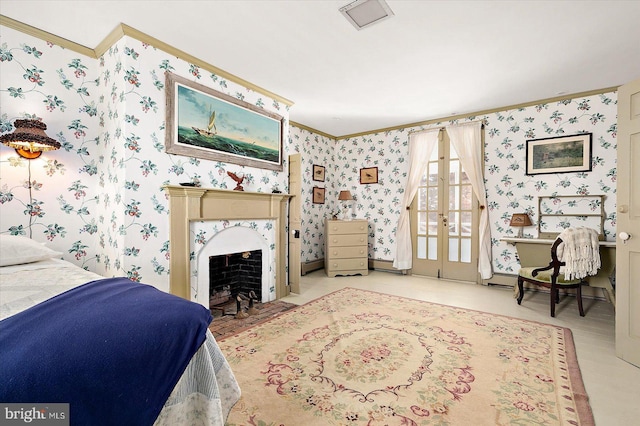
[{"xmin": 619, "ymin": 232, "xmax": 632, "ymax": 244}]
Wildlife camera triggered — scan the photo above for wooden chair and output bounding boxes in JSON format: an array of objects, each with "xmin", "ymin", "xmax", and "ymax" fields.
[{"xmin": 517, "ymin": 238, "xmax": 586, "ymax": 317}]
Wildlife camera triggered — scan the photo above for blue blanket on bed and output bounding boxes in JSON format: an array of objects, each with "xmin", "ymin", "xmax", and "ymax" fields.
[{"xmin": 0, "ymin": 277, "xmax": 212, "ymax": 426}]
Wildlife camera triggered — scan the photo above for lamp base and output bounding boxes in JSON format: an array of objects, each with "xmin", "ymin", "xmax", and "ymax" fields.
[{"xmin": 341, "ymin": 203, "xmax": 351, "ymax": 221}]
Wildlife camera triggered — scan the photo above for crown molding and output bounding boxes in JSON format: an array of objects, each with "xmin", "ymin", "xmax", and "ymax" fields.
[
  {"xmin": 93, "ymin": 24, "xmax": 126, "ymax": 58},
  {"xmin": 335, "ymin": 86, "xmax": 619, "ymax": 140},
  {"xmin": 289, "ymin": 121, "xmax": 336, "ymax": 140},
  {"xmin": 0, "ymin": 15, "xmax": 294, "ymax": 107},
  {"xmin": 0, "ymin": 15, "xmax": 97, "ymax": 57},
  {"xmin": 117, "ymin": 24, "xmax": 293, "ymax": 107}
]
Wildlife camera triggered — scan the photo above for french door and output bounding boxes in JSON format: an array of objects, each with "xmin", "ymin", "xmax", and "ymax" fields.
[{"xmin": 410, "ymin": 131, "xmax": 479, "ymax": 281}]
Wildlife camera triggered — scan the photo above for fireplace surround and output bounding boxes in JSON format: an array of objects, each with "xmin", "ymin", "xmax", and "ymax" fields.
[{"xmin": 164, "ymin": 185, "xmax": 292, "ymax": 307}]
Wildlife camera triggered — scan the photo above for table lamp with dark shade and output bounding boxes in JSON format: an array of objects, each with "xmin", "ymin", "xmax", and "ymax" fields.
[{"xmin": 0, "ymin": 119, "xmax": 60, "ymax": 159}]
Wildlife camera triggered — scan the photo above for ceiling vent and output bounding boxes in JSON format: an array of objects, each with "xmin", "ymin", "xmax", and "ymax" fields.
[{"xmin": 339, "ymin": 0, "xmax": 395, "ymax": 30}]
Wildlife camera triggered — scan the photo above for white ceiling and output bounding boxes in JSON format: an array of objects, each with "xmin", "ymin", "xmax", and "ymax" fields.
[{"xmin": 1, "ymin": 1, "xmax": 639, "ymax": 137}]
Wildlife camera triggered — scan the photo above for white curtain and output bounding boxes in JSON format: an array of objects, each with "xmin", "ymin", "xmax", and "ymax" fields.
[
  {"xmin": 393, "ymin": 129, "xmax": 440, "ymax": 270},
  {"xmin": 446, "ymin": 122, "xmax": 493, "ymax": 279}
]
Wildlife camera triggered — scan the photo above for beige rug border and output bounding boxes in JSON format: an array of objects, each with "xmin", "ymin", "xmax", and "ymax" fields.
[{"xmin": 218, "ymin": 286, "xmax": 595, "ymax": 425}]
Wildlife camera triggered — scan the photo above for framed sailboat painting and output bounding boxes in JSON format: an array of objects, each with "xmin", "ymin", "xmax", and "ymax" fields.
[{"xmin": 165, "ymin": 72, "xmax": 284, "ymax": 171}]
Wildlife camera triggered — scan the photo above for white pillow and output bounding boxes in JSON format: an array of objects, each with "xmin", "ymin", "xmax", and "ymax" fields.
[{"xmin": 0, "ymin": 235, "xmax": 63, "ymax": 267}]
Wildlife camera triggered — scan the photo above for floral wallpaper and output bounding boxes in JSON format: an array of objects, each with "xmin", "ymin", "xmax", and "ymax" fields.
[
  {"xmin": 0, "ymin": 22, "xmax": 617, "ymax": 287},
  {"xmin": 0, "ymin": 31, "xmax": 102, "ymax": 269},
  {"xmin": 483, "ymin": 98, "xmax": 617, "ymax": 274},
  {"xmin": 288, "ymin": 127, "xmax": 337, "ymax": 262},
  {"xmin": 293, "ymin": 95, "xmax": 617, "ymax": 277},
  {"xmin": 0, "ymin": 25, "xmax": 290, "ymax": 293}
]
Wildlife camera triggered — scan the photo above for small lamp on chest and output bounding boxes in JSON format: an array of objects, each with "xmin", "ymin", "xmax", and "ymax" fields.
[{"xmin": 338, "ymin": 190, "xmax": 353, "ymax": 221}]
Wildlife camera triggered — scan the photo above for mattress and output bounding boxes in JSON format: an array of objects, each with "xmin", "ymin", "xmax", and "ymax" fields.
[{"xmin": 0, "ymin": 258, "xmax": 240, "ymax": 425}]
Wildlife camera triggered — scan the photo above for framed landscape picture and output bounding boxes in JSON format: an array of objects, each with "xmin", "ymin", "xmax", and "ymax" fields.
[
  {"xmin": 165, "ymin": 72, "xmax": 284, "ymax": 171},
  {"xmin": 525, "ymin": 133, "xmax": 592, "ymax": 175}
]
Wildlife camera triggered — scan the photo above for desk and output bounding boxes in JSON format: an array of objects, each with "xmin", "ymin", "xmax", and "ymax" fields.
[{"xmin": 502, "ymin": 237, "xmax": 616, "ymax": 307}]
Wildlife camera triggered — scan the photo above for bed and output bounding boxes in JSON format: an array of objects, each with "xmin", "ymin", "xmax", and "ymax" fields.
[{"xmin": 0, "ymin": 235, "xmax": 240, "ymax": 425}]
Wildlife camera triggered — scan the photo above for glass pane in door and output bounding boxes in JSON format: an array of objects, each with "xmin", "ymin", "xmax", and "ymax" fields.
[
  {"xmin": 418, "ymin": 211, "xmax": 427, "ymax": 234},
  {"xmin": 461, "ymin": 186, "xmax": 472, "ymax": 210},
  {"xmin": 428, "ymin": 237, "xmax": 437, "ymax": 260},
  {"xmin": 461, "ymin": 238, "xmax": 471, "ymax": 263},
  {"xmin": 448, "ymin": 238, "xmax": 459, "ymax": 261},
  {"xmin": 417, "ymin": 236, "xmax": 427, "ymax": 259}
]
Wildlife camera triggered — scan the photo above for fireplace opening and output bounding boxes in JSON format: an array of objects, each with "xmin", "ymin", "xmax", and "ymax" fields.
[{"xmin": 209, "ymin": 249, "xmax": 262, "ymax": 310}]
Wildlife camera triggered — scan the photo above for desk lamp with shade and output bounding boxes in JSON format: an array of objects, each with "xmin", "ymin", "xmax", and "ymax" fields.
[{"xmin": 510, "ymin": 213, "xmax": 532, "ymax": 238}]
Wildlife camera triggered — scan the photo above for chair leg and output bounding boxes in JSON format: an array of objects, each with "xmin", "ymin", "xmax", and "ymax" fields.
[
  {"xmin": 577, "ymin": 284, "xmax": 585, "ymax": 317},
  {"xmin": 550, "ymin": 287, "xmax": 556, "ymax": 317},
  {"xmin": 517, "ymin": 277, "xmax": 524, "ymax": 305}
]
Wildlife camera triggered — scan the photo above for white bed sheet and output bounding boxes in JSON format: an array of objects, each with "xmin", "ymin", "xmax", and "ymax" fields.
[
  {"xmin": 0, "ymin": 259, "xmax": 240, "ymax": 425},
  {"xmin": 0, "ymin": 258, "xmax": 101, "ymax": 320}
]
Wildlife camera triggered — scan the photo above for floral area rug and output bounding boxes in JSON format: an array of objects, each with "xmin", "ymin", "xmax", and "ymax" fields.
[{"xmin": 217, "ymin": 287, "xmax": 594, "ymax": 425}]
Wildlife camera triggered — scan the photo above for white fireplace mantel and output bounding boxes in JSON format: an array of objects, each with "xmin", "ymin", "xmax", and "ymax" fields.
[{"xmin": 164, "ymin": 185, "xmax": 292, "ymax": 301}]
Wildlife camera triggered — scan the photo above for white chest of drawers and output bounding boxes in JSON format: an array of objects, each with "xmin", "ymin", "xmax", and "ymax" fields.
[{"xmin": 324, "ymin": 219, "xmax": 368, "ymax": 277}]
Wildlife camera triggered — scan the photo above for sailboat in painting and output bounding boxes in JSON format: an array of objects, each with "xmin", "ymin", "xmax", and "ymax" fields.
[{"xmin": 192, "ymin": 110, "xmax": 217, "ymax": 138}]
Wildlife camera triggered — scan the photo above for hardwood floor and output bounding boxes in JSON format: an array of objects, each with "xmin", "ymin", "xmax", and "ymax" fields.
[{"xmin": 281, "ymin": 270, "xmax": 639, "ymax": 426}]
